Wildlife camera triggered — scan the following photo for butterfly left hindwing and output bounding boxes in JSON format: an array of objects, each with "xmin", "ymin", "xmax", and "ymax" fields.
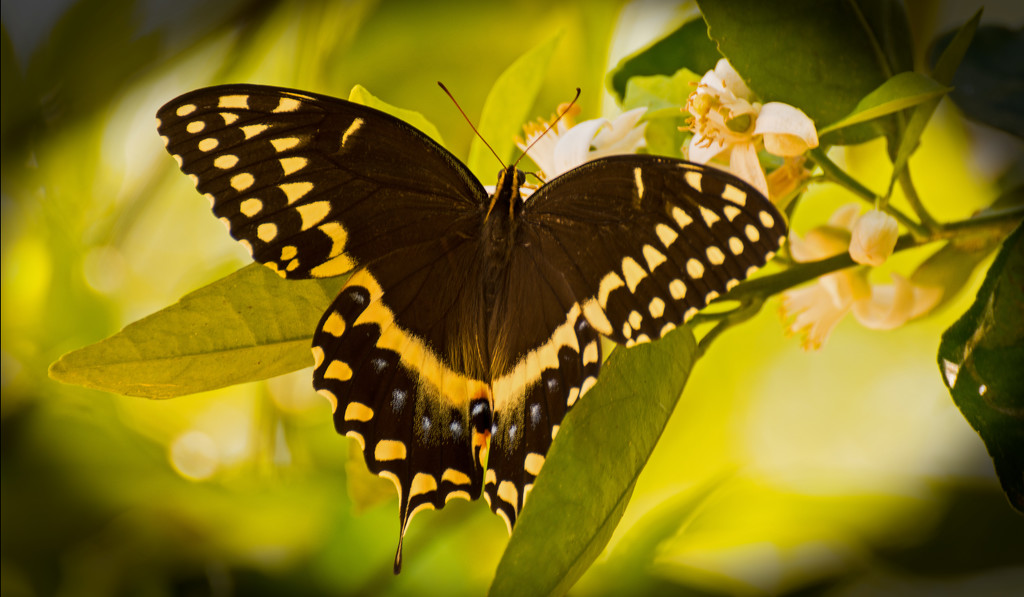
[{"xmin": 157, "ymin": 84, "xmax": 787, "ymax": 572}]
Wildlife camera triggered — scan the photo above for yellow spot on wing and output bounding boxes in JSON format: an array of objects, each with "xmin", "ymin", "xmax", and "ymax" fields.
[
  {"xmin": 274, "ymin": 97, "xmax": 302, "ymax": 112},
  {"xmin": 497, "ymin": 481, "xmax": 519, "ymax": 510},
  {"xmin": 280, "ymin": 156, "xmax": 307, "ymax": 175},
  {"xmin": 722, "ymin": 183, "xmax": 747, "ymax": 205},
  {"xmin": 176, "ymin": 104, "xmax": 196, "ymax": 116},
  {"xmin": 745, "ymin": 224, "xmax": 760, "ymax": 242},
  {"xmin": 280, "ymin": 181, "xmax": 313, "ymax": 203},
  {"xmin": 642, "ymin": 244, "xmax": 667, "ymax": 272},
  {"xmin": 524, "ymin": 453, "xmax": 545, "ymax": 476},
  {"xmin": 322, "ymin": 311, "xmax": 346, "ymax": 337},
  {"xmin": 186, "ymin": 120, "xmax": 205, "ymax": 133},
  {"xmin": 687, "ymin": 258, "xmax": 705, "ymax": 278},
  {"xmin": 581, "ymin": 299, "xmax": 613, "ymax": 336},
  {"xmin": 598, "ymin": 272, "xmax": 625, "ymax": 307},
  {"xmin": 442, "ymin": 468, "xmax": 471, "ymax": 486},
  {"xmin": 220, "ymin": 112, "xmax": 238, "ymax": 125},
  {"xmin": 241, "ymin": 124, "xmax": 268, "ymax": 139},
  {"xmin": 374, "ymin": 439, "xmax": 407, "ymax": 461},
  {"xmin": 760, "ymin": 210, "xmax": 775, "ymax": 228},
  {"xmin": 669, "ymin": 279, "xmax": 686, "ymax": 299},
  {"xmin": 198, "ymin": 138, "xmax": 218, "ymax": 152},
  {"xmin": 325, "ymin": 360, "xmax": 352, "ymax": 381},
  {"xmin": 342, "ymin": 118, "xmax": 364, "ymax": 147},
  {"xmin": 684, "ymin": 170, "xmax": 703, "ymax": 191},
  {"xmin": 410, "ymin": 472, "xmax": 438, "ymax": 497},
  {"xmin": 633, "ymin": 167, "xmax": 644, "ymax": 199},
  {"xmin": 297, "ymin": 201, "xmax": 331, "ymax": 230},
  {"xmin": 649, "ymin": 297, "xmax": 665, "ymax": 318},
  {"xmin": 310, "ymin": 254, "xmax": 354, "ymax": 278},
  {"xmin": 214, "ymin": 154, "xmax": 238, "ymax": 169},
  {"xmin": 582, "ymin": 340, "xmax": 598, "ymax": 365},
  {"xmin": 256, "ymin": 222, "xmax": 277, "ymax": 242},
  {"xmin": 724, "ymin": 205, "xmax": 741, "ymax": 221},
  {"xmin": 621, "ymin": 256, "xmax": 647, "ymax": 293},
  {"xmin": 271, "ymin": 137, "xmax": 301, "ymax": 152},
  {"xmin": 700, "ymin": 205, "xmax": 720, "ymax": 227},
  {"xmin": 672, "ymin": 206, "xmax": 693, "ymax": 229},
  {"xmin": 345, "ymin": 402, "xmax": 373, "ymax": 422},
  {"xmin": 239, "ymin": 198, "xmax": 262, "ymax": 217},
  {"xmin": 707, "ymin": 245, "xmax": 726, "ymax": 265},
  {"xmin": 218, "ymin": 95, "xmax": 249, "ymax": 109},
  {"xmin": 280, "ymin": 245, "xmax": 297, "ymax": 260},
  {"xmin": 656, "ymin": 223, "xmax": 678, "ymax": 247},
  {"xmin": 231, "ymin": 172, "xmax": 255, "ymax": 191}
]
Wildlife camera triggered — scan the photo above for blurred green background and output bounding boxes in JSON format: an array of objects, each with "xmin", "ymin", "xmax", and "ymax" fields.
[{"xmin": 2, "ymin": 0, "xmax": 1023, "ymax": 595}]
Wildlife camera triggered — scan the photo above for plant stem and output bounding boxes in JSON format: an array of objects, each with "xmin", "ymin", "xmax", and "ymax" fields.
[
  {"xmin": 898, "ymin": 167, "xmax": 940, "ymax": 232},
  {"xmin": 727, "ymin": 204, "xmax": 1024, "ymax": 302},
  {"xmin": 810, "ymin": 147, "xmax": 928, "ymax": 237}
]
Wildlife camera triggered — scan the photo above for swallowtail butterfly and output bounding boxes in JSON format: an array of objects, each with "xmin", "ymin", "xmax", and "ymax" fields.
[{"xmin": 157, "ymin": 84, "xmax": 786, "ymax": 572}]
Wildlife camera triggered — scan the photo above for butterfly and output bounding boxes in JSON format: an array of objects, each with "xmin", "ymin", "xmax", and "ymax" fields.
[{"xmin": 156, "ymin": 84, "xmax": 786, "ymax": 572}]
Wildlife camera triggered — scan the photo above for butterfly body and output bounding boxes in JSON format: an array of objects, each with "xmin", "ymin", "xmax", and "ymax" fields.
[{"xmin": 156, "ymin": 84, "xmax": 786, "ymax": 571}]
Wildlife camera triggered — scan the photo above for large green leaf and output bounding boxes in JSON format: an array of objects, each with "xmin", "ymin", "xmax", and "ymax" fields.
[
  {"xmin": 49, "ymin": 264, "xmax": 344, "ymax": 398},
  {"xmin": 621, "ymin": 68, "xmax": 700, "ymax": 158},
  {"xmin": 819, "ymin": 72, "xmax": 950, "ymax": 135},
  {"xmin": 467, "ymin": 32, "xmax": 561, "ymax": 179},
  {"xmin": 607, "ymin": 18, "xmax": 721, "ymax": 101},
  {"xmin": 490, "ymin": 326, "xmax": 698, "ymax": 597},
  {"xmin": 348, "ymin": 84, "xmax": 446, "ymax": 147},
  {"xmin": 938, "ymin": 224, "xmax": 1024, "ymax": 513},
  {"xmin": 886, "ymin": 10, "xmax": 980, "ymax": 199},
  {"xmin": 697, "ymin": 0, "xmax": 913, "ymax": 145}
]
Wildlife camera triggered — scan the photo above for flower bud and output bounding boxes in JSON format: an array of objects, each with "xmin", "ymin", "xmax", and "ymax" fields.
[{"xmin": 849, "ymin": 210, "xmax": 898, "ymax": 266}]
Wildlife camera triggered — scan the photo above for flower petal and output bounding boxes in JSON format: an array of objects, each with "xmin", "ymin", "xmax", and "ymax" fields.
[
  {"xmin": 713, "ymin": 58, "xmax": 753, "ymax": 100},
  {"xmin": 755, "ymin": 102, "xmax": 819, "ymax": 156},
  {"xmin": 780, "ymin": 281, "xmax": 851, "ymax": 350},
  {"xmin": 849, "ymin": 209, "xmax": 899, "ymax": 266},
  {"xmin": 686, "ymin": 132, "xmax": 728, "ymax": 164},
  {"xmin": 728, "ymin": 141, "xmax": 769, "ymax": 197},
  {"xmin": 551, "ymin": 117, "xmax": 607, "ymax": 176},
  {"xmin": 851, "ymin": 273, "xmax": 916, "ymax": 330}
]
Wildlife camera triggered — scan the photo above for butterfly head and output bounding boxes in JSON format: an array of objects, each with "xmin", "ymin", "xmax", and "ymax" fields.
[{"xmin": 486, "ymin": 166, "xmax": 529, "ymax": 221}]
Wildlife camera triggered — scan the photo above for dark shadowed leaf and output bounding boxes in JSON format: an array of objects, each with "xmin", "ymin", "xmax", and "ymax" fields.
[
  {"xmin": 490, "ymin": 327, "xmax": 698, "ymax": 597},
  {"xmin": 49, "ymin": 264, "xmax": 344, "ymax": 398},
  {"xmin": 938, "ymin": 224, "xmax": 1024, "ymax": 513},
  {"xmin": 607, "ymin": 18, "xmax": 721, "ymax": 101},
  {"xmin": 930, "ymin": 25, "xmax": 1024, "ymax": 139}
]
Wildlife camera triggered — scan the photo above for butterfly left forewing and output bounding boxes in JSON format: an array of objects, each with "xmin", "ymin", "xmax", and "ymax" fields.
[{"xmin": 157, "ymin": 84, "xmax": 486, "ymax": 280}]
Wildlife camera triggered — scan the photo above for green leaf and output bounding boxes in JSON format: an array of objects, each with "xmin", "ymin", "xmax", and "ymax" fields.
[
  {"xmin": 489, "ymin": 327, "xmax": 699, "ymax": 597},
  {"xmin": 819, "ymin": 72, "xmax": 951, "ymax": 135},
  {"xmin": 607, "ymin": 18, "xmax": 721, "ymax": 101},
  {"xmin": 938, "ymin": 223, "xmax": 1024, "ymax": 513},
  {"xmin": 467, "ymin": 32, "xmax": 561, "ymax": 179},
  {"xmin": 348, "ymin": 84, "xmax": 446, "ymax": 147},
  {"xmin": 697, "ymin": 0, "xmax": 914, "ymax": 145},
  {"xmin": 49, "ymin": 264, "xmax": 344, "ymax": 399},
  {"xmin": 622, "ymin": 68, "xmax": 700, "ymax": 158},
  {"xmin": 886, "ymin": 10, "xmax": 981, "ymax": 199}
]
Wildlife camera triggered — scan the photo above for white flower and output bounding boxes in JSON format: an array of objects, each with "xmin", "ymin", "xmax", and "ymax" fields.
[
  {"xmin": 780, "ymin": 204, "xmax": 941, "ymax": 349},
  {"xmin": 849, "ymin": 209, "xmax": 899, "ymax": 266},
  {"xmin": 685, "ymin": 59, "xmax": 818, "ymax": 198},
  {"xmin": 517, "ymin": 105, "xmax": 647, "ymax": 181}
]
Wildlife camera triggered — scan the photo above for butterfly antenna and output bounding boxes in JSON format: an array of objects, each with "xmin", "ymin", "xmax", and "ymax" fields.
[
  {"xmin": 438, "ymin": 82, "xmax": 505, "ymax": 169},
  {"xmin": 512, "ymin": 87, "xmax": 581, "ymax": 170}
]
